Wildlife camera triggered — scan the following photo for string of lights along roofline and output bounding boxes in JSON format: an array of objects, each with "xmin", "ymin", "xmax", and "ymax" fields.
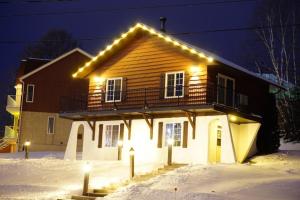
[
  {"xmin": 72, "ymin": 23, "xmax": 214, "ymax": 78},
  {"xmin": 0, "ymin": 0, "xmax": 256, "ymax": 18}
]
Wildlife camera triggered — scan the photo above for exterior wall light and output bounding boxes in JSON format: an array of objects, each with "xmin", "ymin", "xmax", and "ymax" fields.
[{"xmin": 230, "ymin": 115, "xmax": 237, "ymax": 122}]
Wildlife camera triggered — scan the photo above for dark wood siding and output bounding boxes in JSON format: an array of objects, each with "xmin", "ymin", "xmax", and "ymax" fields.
[
  {"xmin": 22, "ymin": 51, "xmax": 90, "ymax": 113},
  {"xmin": 88, "ymin": 34, "xmax": 208, "ymax": 92},
  {"xmin": 207, "ymin": 63, "xmax": 270, "ymax": 116}
]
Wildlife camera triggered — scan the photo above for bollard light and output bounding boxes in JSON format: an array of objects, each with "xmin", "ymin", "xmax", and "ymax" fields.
[
  {"xmin": 117, "ymin": 140, "xmax": 123, "ymax": 160},
  {"xmin": 82, "ymin": 162, "xmax": 91, "ymax": 195},
  {"xmin": 129, "ymin": 147, "xmax": 135, "ymax": 179},
  {"xmin": 24, "ymin": 140, "xmax": 31, "ymax": 159},
  {"xmin": 167, "ymin": 138, "xmax": 173, "ymax": 166}
]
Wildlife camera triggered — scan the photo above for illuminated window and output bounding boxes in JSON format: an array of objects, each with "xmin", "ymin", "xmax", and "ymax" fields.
[
  {"xmin": 165, "ymin": 123, "xmax": 182, "ymax": 146},
  {"xmin": 105, "ymin": 125, "xmax": 119, "ymax": 147},
  {"xmin": 26, "ymin": 84, "xmax": 35, "ymax": 102},
  {"xmin": 106, "ymin": 78, "xmax": 122, "ymax": 102},
  {"xmin": 165, "ymin": 72, "xmax": 184, "ymax": 98},
  {"xmin": 47, "ymin": 116, "xmax": 55, "ymax": 134}
]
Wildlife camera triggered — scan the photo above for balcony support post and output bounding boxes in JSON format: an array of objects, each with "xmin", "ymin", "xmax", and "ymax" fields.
[
  {"xmin": 86, "ymin": 120, "xmax": 96, "ymax": 141},
  {"xmin": 121, "ymin": 116, "xmax": 132, "ymax": 140},
  {"xmin": 142, "ymin": 113, "xmax": 154, "ymax": 139},
  {"xmin": 184, "ymin": 111, "xmax": 196, "ymax": 139}
]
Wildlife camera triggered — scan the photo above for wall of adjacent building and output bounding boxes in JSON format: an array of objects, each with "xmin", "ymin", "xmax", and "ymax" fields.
[
  {"xmin": 19, "ymin": 111, "xmax": 72, "ymax": 151},
  {"xmin": 64, "ymin": 115, "xmax": 236, "ymax": 164}
]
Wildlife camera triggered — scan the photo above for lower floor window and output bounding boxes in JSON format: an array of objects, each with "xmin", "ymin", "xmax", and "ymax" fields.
[
  {"xmin": 165, "ymin": 123, "xmax": 182, "ymax": 146},
  {"xmin": 105, "ymin": 125, "xmax": 119, "ymax": 147},
  {"xmin": 47, "ymin": 116, "xmax": 55, "ymax": 134}
]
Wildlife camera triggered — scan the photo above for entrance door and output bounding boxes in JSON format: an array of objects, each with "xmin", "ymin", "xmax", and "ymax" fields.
[
  {"xmin": 76, "ymin": 124, "xmax": 84, "ymax": 160},
  {"xmin": 208, "ymin": 120, "xmax": 222, "ymax": 163}
]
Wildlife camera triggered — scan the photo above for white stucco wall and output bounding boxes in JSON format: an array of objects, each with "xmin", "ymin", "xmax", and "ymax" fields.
[{"xmin": 64, "ymin": 115, "xmax": 236, "ymax": 164}]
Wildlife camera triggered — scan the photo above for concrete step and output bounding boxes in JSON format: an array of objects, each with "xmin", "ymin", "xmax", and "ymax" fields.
[
  {"xmin": 70, "ymin": 195, "xmax": 96, "ymax": 200},
  {"xmin": 86, "ymin": 192, "xmax": 108, "ymax": 197}
]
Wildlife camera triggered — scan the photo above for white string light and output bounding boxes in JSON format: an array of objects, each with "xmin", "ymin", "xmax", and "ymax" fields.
[{"xmin": 72, "ymin": 23, "xmax": 214, "ymax": 78}]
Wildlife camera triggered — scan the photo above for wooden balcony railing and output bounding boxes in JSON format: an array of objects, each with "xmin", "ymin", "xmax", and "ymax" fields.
[{"xmin": 59, "ymin": 83, "xmax": 248, "ymax": 114}]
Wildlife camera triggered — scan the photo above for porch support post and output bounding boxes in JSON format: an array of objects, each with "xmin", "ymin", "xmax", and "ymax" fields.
[
  {"xmin": 142, "ymin": 113, "xmax": 153, "ymax": 139},
  {"xmin": 86, "ymin": 120, "xmax": 96, "ymax": 141},
  {"xmin": 184, "ymin": 111, "xmax": 196, "ymax": 139},
  {"xmin": 121, "ymin": 116, "xmax": 132, "ymax": 140}
]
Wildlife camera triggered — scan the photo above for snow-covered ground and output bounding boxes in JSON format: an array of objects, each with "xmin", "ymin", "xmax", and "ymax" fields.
[{"xmin": 0, "ymin": 148, "xmax": 300, "ymax": 200}]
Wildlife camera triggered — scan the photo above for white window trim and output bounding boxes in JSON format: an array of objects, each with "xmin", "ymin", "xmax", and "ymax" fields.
[
  {"xmin": 164, "ymin": 122, "xmax": 183, "ymax": 148},
  {"xmin": 26, "ymin": 84, "xmax": 35, "ymax": 103},
  {"xmin": 47, "ymin": 116, "xmax": 55, "ymax": 134},
  {"xmin": 104, "ymin": 124, "xmax": 120, "ymax": 148},
  {"xmin": 164, "ymin": 71, "xmax": 185, "ymax": 99},
  {"xmin": 105, "ymin": 77, "xmax": 123, "ymax": 103},
  {"xmin": 217, "ymin": 73, "xmax": 235, "ymax": 105}
]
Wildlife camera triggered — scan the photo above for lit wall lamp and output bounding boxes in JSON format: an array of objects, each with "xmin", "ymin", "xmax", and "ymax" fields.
[
  {"xmin": 118, "ymin": 140, "xmax": 123, "ymax": 160},
  {"xmin": 82, "ymin": 162, "xmax": 92, "ymax": 195},
  {"xmin": 167, "ymin": 138, "xmax": 173, "ymax": 166},
  {"xmin": 24, "ymin": 140, "xmax": 31, "ymax": 159},
  {"xmin": 229, "ymin": 115, "xmax": 237, "ymax": 122},
  {"xmin": 129, "ymin": 147, "xmax": 135, "ymax": 179}
]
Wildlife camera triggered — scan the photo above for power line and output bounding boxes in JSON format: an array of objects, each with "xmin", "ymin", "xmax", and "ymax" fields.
[
  {"xmin": 0, "ymin": 0, "xmax": 77, "ymax": 4},
  {"xmin": 0, "ymin": 0, "xmax": 256, "ymax": 18},
  {"xmin": 1, "ymin": 23, "xmax": 299, "ymax": 45}
]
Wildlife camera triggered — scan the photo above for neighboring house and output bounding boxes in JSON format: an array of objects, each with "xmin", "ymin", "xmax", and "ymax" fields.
[
  {"xmin": 59, "ymin": 23, "xmax": 282, "ymax": 164},
  {"xmin": 1, "ymin": 48, "xmax": 92, "ymax": 152},
  {"xmin": 1, "ymin": 58, "xmax": 50, "ymax": 153}
]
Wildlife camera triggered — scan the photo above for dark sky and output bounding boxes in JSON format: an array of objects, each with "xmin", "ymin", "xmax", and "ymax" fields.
[{"xmin": 0, "ymin": 0, "xmax": 258, "ymax": 131}]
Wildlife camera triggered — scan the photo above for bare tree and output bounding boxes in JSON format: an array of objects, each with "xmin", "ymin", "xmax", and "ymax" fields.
[
  {"xmin": 23, "ymin": 29, "xmax": 80, "ymax": 59},
  {"xmin": 254, "ymin": 0, "xmax": 300, "ymax": 142}
]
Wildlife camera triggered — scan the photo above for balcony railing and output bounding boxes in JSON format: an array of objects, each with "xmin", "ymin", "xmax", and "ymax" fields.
[
  {"xmin": 6, "ymin": 95, "xmax": 21, "ymax": 115},
  {"xmin": 60, "ymin": 83, "xmax": 248, "ymax": 114}
]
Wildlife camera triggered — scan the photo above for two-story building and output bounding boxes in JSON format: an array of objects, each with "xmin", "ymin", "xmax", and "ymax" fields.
[
  {"xmin": 60, "ymin": 23, "xmax": 281, "ymax": 164},
  {"xmin": 1, "ymin": 48, "xmax": 92, "ymax": 152}
]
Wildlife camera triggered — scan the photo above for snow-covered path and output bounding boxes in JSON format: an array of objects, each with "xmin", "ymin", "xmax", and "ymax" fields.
[
  {"xmin": 0, "ymin": 151, "xmax": 299, "ymax": 200},
  {"xmin": 105, "ymin": 151, "xmax": 300, "ymax": 200}
]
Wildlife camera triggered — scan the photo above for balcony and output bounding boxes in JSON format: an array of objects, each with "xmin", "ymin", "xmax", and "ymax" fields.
[
  {"xmin": 6, "ymin": 95, "xmax": 21, "ymax": 116},
  {"xmin": 59, "ymin": 83, "xmax": 250, "ymax": 119}
]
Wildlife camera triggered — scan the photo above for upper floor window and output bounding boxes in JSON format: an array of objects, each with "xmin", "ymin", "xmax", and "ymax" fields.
[
  {"xmin": 105, "ymin": 125, "xmax": 119, "ymax": 147},
  {"xmin": 165, "ymin": 71, "xmax": 184, "ymax": 98},
  {"xmin": 165, "ymin": 123, "xmax": 182, "ymax": 147},
  {"xmin": 47, "ymin": 116, "xmax": 55, "ymax": 134},
  {"xmin": 26, "ymin": 84, "xmax": 35, "ymax": 103},
  {"xmin": 217, "ymin": 74, "xmax": 235, "ymax": 107},
  {"xmin": 106, "ymin": 78, "xmax": 122, "ymax": 102}
]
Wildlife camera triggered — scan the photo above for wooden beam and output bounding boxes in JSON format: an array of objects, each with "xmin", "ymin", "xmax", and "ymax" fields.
[
  {"xmin": 121, "ymin": 116, "xmax": 132, "ymax": 140},
  {"xmin": 86, "ymin": 120, "xmax": 96, "ymax": 141},
  {"xmin": 142, "ymin": 113, "xmax": 154, "ymax": 139},
  {"xmin": 184, "ymin": 111, "xmax": 196, "ymax": 139}
]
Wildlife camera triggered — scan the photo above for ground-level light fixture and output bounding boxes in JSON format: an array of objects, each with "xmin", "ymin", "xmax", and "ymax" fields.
[
  {"xmin": 118, "ymin": 140, "xmax": 123, "ymax": 160},
  {"xmin": 24, "ymin": 140, "xmax": 30, "ymax": 159},
  {"xmin": 167, "ymin": 138, "xmax": 173, "ymax": 166},
  {"xmin": 129, "ymin": 147, "xmax": 135, "ymax": 178},
  {"xmin": 82, "ymin": 162, "xmax": 92, "ymax": 195}
]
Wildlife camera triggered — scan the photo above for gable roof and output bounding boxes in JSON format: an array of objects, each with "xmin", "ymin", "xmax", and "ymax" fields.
[
  {"xmin": 19, "ymin": 48, "xmax": 93, "ymax": 80},
  {"xmin": 72, "ymin": 23, "xmax": 283, "ymax": 88}
]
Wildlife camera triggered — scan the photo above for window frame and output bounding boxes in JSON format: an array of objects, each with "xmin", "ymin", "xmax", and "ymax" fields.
[
  {"xmin": 217, "ymin": 73, "xmax": 235, "ymax": 106},
  {"xmin": 104, "ymin": 124, "xmax": 120, "ymax": 147},
  {"xmin": 164, "ymin": 122, "xmax": 183, "ymax": 147},
  {"xmin": 26, "ymin": 84, "xmax": 35, "ymax": 103},
  {"xmin": 47, "ymin": 116, "xmax": 55, "ymax": 134},
  {"xmin": 105, "ymin": 77, "xmax": 123, "ymax": 103},
  {"xmin": 164, "ymin": 71, "xmax": 185, "ymax": 99}
]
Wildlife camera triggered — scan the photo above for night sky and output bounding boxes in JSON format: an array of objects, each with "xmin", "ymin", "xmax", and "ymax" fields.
[{"xmin": 0, "ymin": 0, "xmax": 258, "ymax": 132}]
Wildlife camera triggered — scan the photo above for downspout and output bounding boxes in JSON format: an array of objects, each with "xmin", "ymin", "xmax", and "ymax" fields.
[{"xmin": 17, "ymin": 79, "xmax": 25, "ymax": 151}]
